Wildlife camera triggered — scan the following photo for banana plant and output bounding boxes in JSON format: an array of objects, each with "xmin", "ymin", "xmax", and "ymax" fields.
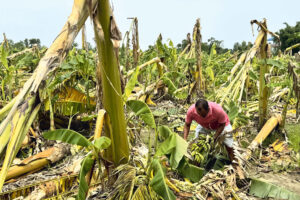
[
  {"xmin": 0, "ymin": 43, "xmax": 19, "ymax": 101},
  {"xmin": 62, "ymin": 48, "xmax": 96, "ymax": 109},
  {"xmin": 126, "ymin": 100, "xmax": 177, "ymax": 200},
  {"xmin": 126, "ymin": 100, "xmax": 205, "ymax": 199},
  {"xmin": 43, "ymin": 129, "xmax": 111, "ymax": 200},
  {"xmin": 92, "ymin": 0, "xmax": 129, "ymax": 165}
]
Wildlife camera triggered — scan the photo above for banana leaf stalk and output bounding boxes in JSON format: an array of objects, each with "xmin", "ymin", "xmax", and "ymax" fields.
[
  {"xmin": 84, "ymin": 109, "xmax": 106, "ymax": 196},
  {"xmin": 132, "ymin": 17, "xmax": 139, "ymax": 68},
  {"xmin": 175, "ymin": 44, "xmax": 191, "ymax": 67},
  {"xmin": 6, "ymin": 46, "xmax": 37, "ymax": 61},
  {"xmin": 216, "ymin": 19, "xmax": 276, "ymax": 105},
  {"xmin": 0, "ymin": 96, "xmax": 41, "ymax": 191},
  {"xmin": 280, "ymin": 87, "xmax": 292, "ymax": 130},
  {"xmin": 0, "ymin": 97, "xmax": 16, "ymax": 121},
  {"xmin": 81, "ymin": 24, "xmax": 88, "ymax": 50},
  {"xmin": 126, "ymin": 57, "xmax": 161, "ymax": 78},
  {"xmin": 284, "ymin": 43, "xmax": 300, "ymax": 54},
  {"xmin": 194, "ymin": 18, "xmax": 203, "ymax": 92},
  {"xmin": 288, "ymin": 62, "xmax": 300, "ymax": 117},
  {"xmin": 92, "ymin": 0, "xmax": 129, "ymax": 165}
]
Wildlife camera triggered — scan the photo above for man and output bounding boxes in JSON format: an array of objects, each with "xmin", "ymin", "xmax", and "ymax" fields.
[{"xmin": 183, "ymin": 99, "xmax": 235, "ymax": 162}]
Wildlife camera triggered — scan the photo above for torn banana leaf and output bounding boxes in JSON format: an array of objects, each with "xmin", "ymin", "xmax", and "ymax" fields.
[
  {"xmin": 156, "ymin": 125, "xmax": 187, "ymax": 169},
  {"xmin": 176, "ymin": 157, "xmax": 206, "ymax": 183},
  {"xmin": 127, "ymin": 100, "xmax": 156, "ymax": 129},
  {"xmin": 44, "ymin": 87, "xmax": 96, "ymax": 116},
  {"xmin": 249, "ymin": 178, "xmax": 300, "ymax": 200},
  {"xmin": 149, "ymin": 159, "xmax": 176, "ymax": 200}
]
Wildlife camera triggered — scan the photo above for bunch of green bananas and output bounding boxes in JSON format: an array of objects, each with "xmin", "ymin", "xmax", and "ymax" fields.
[{"xmin": 191, "ymin": 135, "xmax": 213, "ymax": 165}]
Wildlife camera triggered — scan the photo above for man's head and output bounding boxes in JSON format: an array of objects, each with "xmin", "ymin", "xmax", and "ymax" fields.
[{"xmin": 195, "ymin": 99, "xmax": 209, "ymax": 118}]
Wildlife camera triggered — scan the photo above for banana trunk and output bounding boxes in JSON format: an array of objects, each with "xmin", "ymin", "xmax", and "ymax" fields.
[
  {"xmin": 243, "ymin": 115, "xmax": 281, "ymax": 160},
  {"xmin": 93, "ymin": 0, "xmax": 129, "ymax": 165},
  {"xmin": 258, "ymin": 19, "xmax": 269, "ymax": 128}
]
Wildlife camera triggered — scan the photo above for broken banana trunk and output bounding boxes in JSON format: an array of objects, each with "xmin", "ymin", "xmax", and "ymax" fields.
[
  {"xmin": 243, "ymin": 115, "xmax": 282, "ymax": 160},
  {"xmin": 0, "ymin": 0, "xmax": 97, "ymax": 192},
  {"xmin": 5, "ymin": 144, "xmax": 70, "ymax": 181}
]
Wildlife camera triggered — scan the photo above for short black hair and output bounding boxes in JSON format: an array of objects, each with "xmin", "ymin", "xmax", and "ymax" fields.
[{"xmin": 195, "ymin": 99, "xmax": 209, "ymax": 111}]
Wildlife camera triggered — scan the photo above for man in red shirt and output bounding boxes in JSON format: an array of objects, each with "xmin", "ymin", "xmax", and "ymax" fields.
[{"xmin": 184, "ymin": 99, "xmax": 235, "ymax": 161}]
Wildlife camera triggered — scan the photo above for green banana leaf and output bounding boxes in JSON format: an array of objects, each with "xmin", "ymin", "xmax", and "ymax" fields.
[
  {"xmin": 267, "ymin": 59, "xmax": 285, "ymax": 69},
  {"xmin": 76, "ymin": 153, "xmax": 94, "ymax": 200},
  {"xmin": 164, "ymin": 71, "xmax": 185, "ymax": 87},
  {"xmin": 127, "ymin": 100, "xmax": 156, "ymax": 129},
  {"xmin": 249, "ymin": 69, "xmax": 258, "ymax": 80},
  {"xmin": 161, "ymin": 76, "xmax": 177, "ymax": 95},
  {"xmin": 249, "ymin": 178, "xmax": 300, "ymax": 200},
  {"xmin": 157, "ymin": 125, "xmax": 172, "ymax": 140},
  {"xmin": 156, "ymin": 125, "xmax": 188, "ymax": 169},
  {"xmin": 43, "ymin": 129, "xmax": 92, "ymax": 147},
  {"xmin": 149, "ymin": 159, "xmax": 176, "ymax": 200},
  {"xmin": 206, "ymin": 67, "xmax": 215, "ymax": 82},
  {"xmin": 177, "ymin": 157, "xmax": 206, "ymax": 183},
  {"xmin": 123, "ymin": 66, "xmax": 140, "ymax": 101},
  {"xmin": 80, "ymin": 114, "xmax": 98, "ymax": 121},
  {"xmin": 173, "ymin": 87, "xmax": 188, "ymax": 100},
  {"xmin": 94, "ymin": 136, "xmax": 111, "ymax": 150},
  {"xmin": 44, "ymin": 86, "xmax": 96, "ymax": 116},
  {"xmin": 0, "ymin": 43, "xmax": 8, "ymax": 70},
  {"xmin": 225, "ymin": 101, "xmax": 239, "ymax": 122}
]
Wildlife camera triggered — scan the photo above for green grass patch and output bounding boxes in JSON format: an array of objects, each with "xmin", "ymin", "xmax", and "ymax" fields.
[{"xmin": 285, "ymin": 123, "xmax": 300, "ymax": 152}]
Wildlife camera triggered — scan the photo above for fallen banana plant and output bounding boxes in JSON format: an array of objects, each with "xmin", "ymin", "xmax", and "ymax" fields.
[
  {"xmin": 288, "ymin": 61, "xmax": 300, "ymax": 117},
  {"xmin": 7, "ymin": 45, "xmax": 38, "ymax": 61},
  {"xmin": 43, "ymin": 128, "xmax": 111, "ymax": 200},
  {"xmin": 243, "ymin": 115, "xmax": 282, "ymax": 160},
  {"xmin": 44, "ymin": 86, "xmax": 96, "ymax": 116},
  {"xmin": 125, "ymin": 57, "xmax": 161, "ymax": 78},
  {"xmin": 4, "ymin": 144, "xmax": 69, "ymax": 182},
  {"xmin": 284, "ymin": 43, "xmax": 300, "ymax": 55},
  {"xmin": 0, "ymin": 0, "xmax": 98, "ymax": 192},
  {"xmin": 0, "ymin": 174, "xmax": 78, "ymax": 200}
]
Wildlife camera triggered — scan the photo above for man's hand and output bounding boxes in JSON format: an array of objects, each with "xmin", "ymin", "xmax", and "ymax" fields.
[
  {"xmin": 213, "ymin": 132, "xmax": 220, "ymax": 142},
  {"xmin": 214, "ymin": 123, "xmax": 225, "ymax": 142},
  {"xmin": 183, "ymin": 122, "xmax": 191, "ymax": 141}
]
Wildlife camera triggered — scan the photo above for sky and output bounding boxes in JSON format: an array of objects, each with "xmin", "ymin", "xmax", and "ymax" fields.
[{"xmin": 0, "ymin": 0, "xmax": 299, "ymax": 50}]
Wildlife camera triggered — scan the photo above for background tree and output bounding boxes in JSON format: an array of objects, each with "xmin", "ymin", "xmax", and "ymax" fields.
[
  {"xmin": 29, "ymin": 38, "xmax": 41, "ymax": 48},
  {"xmin": 274, "ymin": 21, "xmax": 300, "ymax": 54},
  {"xmin": 207, "ymin": 37, "xmax": 230, "ymax": 54},
  {"xmin": 177, "ymin": 36, "xmax": 229, "ymax": 54},
  {"xmin": 233, "ymin": 41, "xmax": 253, "ymax": 52}
]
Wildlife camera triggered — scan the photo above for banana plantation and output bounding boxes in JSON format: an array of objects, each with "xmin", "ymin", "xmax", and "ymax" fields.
[{"xmin": 1, "ymin": 0, "xmax": 300, "ymax": 199}]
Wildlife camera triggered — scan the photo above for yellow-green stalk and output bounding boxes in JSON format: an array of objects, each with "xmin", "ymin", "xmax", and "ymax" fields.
[
  {"xmin": 93, "ymin": 0, "xmax": 129, "ymax": 165},
  {"xmin": 258, "ymin": 19, "xmax": 268, "ymax": 128}
]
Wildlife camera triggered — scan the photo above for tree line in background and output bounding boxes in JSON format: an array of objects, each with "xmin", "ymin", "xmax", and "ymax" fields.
[
  {"xmin": 4, "ymin": 21, "xmax": 300, "ymax": 55},
  {"xmin": 274, "ymin": 21, "xmax": 300, "ymax": 54}
]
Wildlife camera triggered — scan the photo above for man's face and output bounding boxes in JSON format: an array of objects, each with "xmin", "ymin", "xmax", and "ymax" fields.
[{"xmin": 196, "ymin": 105, "xmax": 208, "ymax": 118}]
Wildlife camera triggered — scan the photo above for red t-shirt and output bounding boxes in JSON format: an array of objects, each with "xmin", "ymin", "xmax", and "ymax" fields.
[{"xmin": 185, "ymin": 102, "xmax": 230, "ymax": 130}]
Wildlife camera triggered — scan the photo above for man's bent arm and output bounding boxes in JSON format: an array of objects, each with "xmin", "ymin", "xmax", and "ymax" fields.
[
  {"xmin": 183, "ymin": 122, "xmax": 191, "ymax": 141},
  {"xmin": 214, "ymin": 123, "xmax": 225, "ymax": 141}
]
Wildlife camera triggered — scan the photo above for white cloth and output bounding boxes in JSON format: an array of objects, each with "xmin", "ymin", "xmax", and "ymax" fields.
[{"xmin": 195, "ymin": 124, "xmax": 233, "ymax": 148}]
